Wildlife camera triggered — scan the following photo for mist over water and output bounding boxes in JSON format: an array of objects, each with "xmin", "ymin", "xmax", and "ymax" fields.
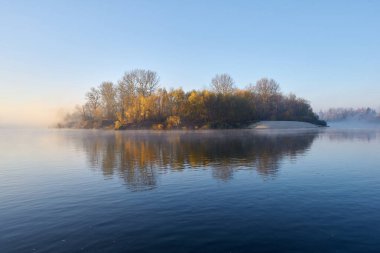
[
  {"xmin": 321, "ymin": 107, "xmax": 380, "ymax": 129},
  {"xmin": 327, "ymin": 120, "xmax": 380, "ymax": 129},
  {"xmin": 0, "ymin": 101, "xmax": 75, "ymax": 128}
]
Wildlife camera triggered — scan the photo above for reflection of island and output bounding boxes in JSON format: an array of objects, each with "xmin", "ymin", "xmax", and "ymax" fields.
[{"xmin": 74, "ymin": 130, "xmax": 319, "ymax": 190}]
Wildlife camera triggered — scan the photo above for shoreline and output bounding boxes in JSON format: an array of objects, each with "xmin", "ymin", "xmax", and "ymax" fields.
[
  {"xmin": 56, "ymin": 120, "xmax": 326, "ymax": 130},
  {"xmin": 248, "ymin": 121, "xmax": 324, "ymax": 129}
]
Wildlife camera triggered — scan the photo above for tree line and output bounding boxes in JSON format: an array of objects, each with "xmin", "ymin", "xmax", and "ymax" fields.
[
  {"xmin": 59, "ymin": 69, "xmax": 326, "ymax": 129},
  {"xmin": 319, "ymin": 107, "xmax": 379, "ymax": 122}
]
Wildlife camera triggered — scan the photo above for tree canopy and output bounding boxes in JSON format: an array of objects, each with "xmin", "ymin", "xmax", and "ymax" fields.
[{"xmin": 59, "ymin": 70, "xmax": 326, "ymax": 129}]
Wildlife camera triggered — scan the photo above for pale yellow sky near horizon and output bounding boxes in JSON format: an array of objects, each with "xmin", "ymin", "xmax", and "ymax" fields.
[
  {"xmin": 1, "ymin": 103, "xmax": 56, "ymax": 127},
  {"xmin": 0, "ymin": 98, "xmax": 80, "ymax": 127}
]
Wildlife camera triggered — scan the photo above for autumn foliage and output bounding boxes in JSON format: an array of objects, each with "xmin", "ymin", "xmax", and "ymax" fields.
[{"xmin": 60, "ymin": 70, "xmax": 326, "ymax": 129}]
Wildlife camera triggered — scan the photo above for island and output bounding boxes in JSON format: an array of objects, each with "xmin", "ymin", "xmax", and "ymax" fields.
[{"xmin": 58, "ymin": 69, "xmax": 327, "ymax": 130}]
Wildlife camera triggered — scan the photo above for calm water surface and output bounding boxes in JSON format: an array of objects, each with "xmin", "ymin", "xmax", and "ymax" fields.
[{"xmin": 0, "ymin": 128, "xmax": 379, "ymax": 252}]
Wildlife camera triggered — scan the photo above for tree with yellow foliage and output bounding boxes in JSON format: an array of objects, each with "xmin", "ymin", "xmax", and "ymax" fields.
[{"xmin": 61, "ymin": 69, "xmax": 326, "ymax": 129}]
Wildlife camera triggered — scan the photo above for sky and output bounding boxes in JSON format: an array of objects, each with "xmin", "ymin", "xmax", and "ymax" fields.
[{"xmin": 0, "ymin": 0, "xmax": 379, "ymax": 126}]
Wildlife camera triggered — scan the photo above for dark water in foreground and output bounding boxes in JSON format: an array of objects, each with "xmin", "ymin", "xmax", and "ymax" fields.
[{"xmin": 0, "ymin": 129, "xmax": 379, "ymax": 253}]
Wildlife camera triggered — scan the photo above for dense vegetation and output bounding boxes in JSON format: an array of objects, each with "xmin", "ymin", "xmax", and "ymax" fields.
[{"xmin": 59, "ymin": 69, "xmax": 326, "ymax": 129}]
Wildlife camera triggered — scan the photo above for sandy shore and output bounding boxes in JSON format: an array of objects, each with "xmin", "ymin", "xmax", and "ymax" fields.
[{"xmin": 249, "ymin": 121, "xmax": 320, "ymax": 129}]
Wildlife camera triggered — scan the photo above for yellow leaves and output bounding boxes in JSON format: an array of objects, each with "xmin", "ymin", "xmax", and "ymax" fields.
[
  {"xmin": 152, "ymin": 123, "xmax": 164, "ymax": 130},
  {"xmin": 202, "ymin": 90, "xmax": 211, "ymax": 98},
  {"xmin": 166, "ymin": 116, "xmax": 181, "ymax": 129},
  {"xmin": 188, "ymin": 91, "xmax": 199, "ymax": 104},
  {"xmin": 114, "ymin": 120, "xmax": 122, "ymax": 130}
]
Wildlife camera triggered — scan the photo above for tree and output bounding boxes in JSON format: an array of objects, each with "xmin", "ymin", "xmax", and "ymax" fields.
[
  {"xmin": 168, "ymin": 88, "xmax": 186, "ymax": 116},
  {"xmin": 63, "ymin": 71, "xmax": 326, "ymax": 129},
  {"xmin": 117, "ymin": 72, "xmax": 137, "ymax": 123},
  {"xmin": 99, "ymin": 81, "xmax": 117, "ymax": 120},
  {"xmin": 133, "ymin": 69, "xmax": 160, "ymax": 97},
  {"xmin": 85, "ymin": 87, "xmax": 101, "ymax": 120},
  {"xmin": 116, "ymin": 69, "xmax": 159, "ymax": 123},
  {"xmin": 251, "ymin": 78, "xmax": 281, "ymax": 119},
  {"xmin": 254, "ymin": 78, "xmax": 280, "ymax": 98},
  {"xmin": 211, "ymin": 73, "xmax": 235, "ymax": 94}
]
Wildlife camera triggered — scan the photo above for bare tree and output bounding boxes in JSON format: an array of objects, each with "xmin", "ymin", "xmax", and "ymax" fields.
[
  {"xmin": 118, "ymin": 71, "xmax": 137, "ymax": 98},
  {"xmin": 118, "ymin": 69, "xmax": 159, "ymax": 97},
  {"xmin": 254, "ymin": 78, "xmax": 280, "ymax": 97},
  {"xmin": 133, "ymin": 69, "xmax": 160, "ymax": 97},
  {"xmin": 86, "ymin": 87, "xmax": 101, "ymax": 119},
  {"xmin": 74, "ymin": 104, "xmax": 87, "ymax": 121},
  {"xmin": 99, "ymin": 81, "xmax": 117, "ymax": 119},
  {"xmin": 211, "ymin": 73, "xmax": 235, "ymax": 94},
  {"xmin": 85, "ymin": 87, "xmax": 101, "ymax": 120}
]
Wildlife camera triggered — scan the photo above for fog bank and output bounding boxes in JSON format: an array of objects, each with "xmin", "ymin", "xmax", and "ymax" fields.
[
  {"xmin": 319, "ymin": 107, "xmax": 380, "ymax": 129},
  {"xmin": 0, "ymin": 102, "xmax": 71, "ymax": 128}
]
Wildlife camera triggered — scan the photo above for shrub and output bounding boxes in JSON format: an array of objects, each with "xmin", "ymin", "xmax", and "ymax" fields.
[
  {"xmin": 166, "ymin": 116, "xmax": 181, "ymax": 129},
  {"xmin": 152, "ymin": 123, "xmax": 164, "ymax": 130},
  {"xmin": 114, "ymin": 120, "xmax": 122, "ymax": 130}
]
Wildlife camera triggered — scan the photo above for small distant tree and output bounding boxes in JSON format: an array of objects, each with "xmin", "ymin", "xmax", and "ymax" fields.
[{"xmin": 211, "ymin": 73, "xmax": 235, "ymax": 94}]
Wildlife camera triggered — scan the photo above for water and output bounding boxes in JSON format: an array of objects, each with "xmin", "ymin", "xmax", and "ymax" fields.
[{"xmin": 0, "ymin": 128, "xmax": 379, "ymax": 253}]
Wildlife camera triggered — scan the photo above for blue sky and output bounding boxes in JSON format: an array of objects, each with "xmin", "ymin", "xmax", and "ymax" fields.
[{"xmin": 0, "ymin": 0, "xmax": 379, "ymax": 125}]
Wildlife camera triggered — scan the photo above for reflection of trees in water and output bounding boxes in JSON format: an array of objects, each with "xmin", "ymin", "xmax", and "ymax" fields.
[
  {"xmin": 80, "ymin": 134, "xmax": 159, "ymax": 191},
  {"xmin": 75, "ymin": 130, "xmax": 319, "ymax": 190}
]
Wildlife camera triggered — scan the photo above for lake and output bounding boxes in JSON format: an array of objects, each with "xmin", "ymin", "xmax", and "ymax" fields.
[{"xmin": 0, "ymin": 128, "xmax": 379, "ymax": 252}]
